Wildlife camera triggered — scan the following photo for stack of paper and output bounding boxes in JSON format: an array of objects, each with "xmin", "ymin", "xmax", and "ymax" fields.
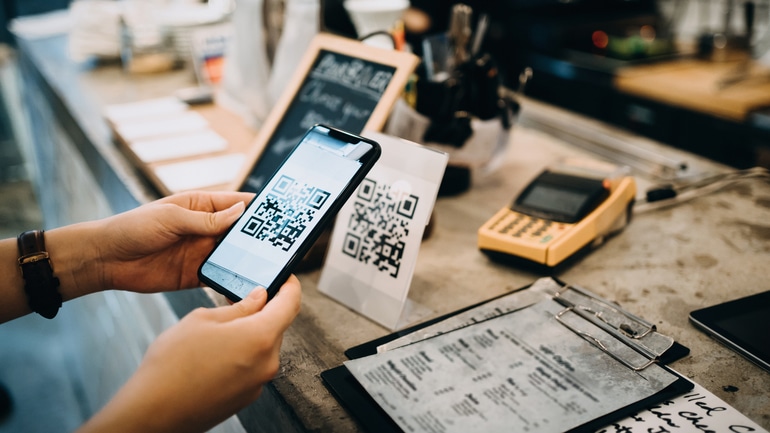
[{"xmin": 105, "ymin": 97, "xmax": 244, "ymax": 194}]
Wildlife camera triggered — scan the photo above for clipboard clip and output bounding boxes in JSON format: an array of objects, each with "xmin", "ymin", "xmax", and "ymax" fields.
[
  {"xmin": 551, "ymin": 284, "xmax": 667, "ymax": 372},
  {"xmin": 555, "ymin": 306, "xmax": 656, "ymax": 372},
  {"xmin": 553, "ymin": 286, "xmax": 656, "ymax": 340}
]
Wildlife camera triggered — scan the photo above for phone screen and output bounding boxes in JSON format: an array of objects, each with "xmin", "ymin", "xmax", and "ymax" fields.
[{"xmin": 199, "ymin": 125, "xmax": 379, "ymax": 301}]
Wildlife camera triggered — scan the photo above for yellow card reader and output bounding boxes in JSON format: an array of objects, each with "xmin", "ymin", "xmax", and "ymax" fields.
[{"xmin": 478, "ymin": 161, "xmax": 636, "ymax": 269}]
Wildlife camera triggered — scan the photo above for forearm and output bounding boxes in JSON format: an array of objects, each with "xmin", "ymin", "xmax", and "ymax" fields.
[
  {"xmin": 76, "ymin": 368, "xmax": 227, "ymax": 433},
  {"xmin": 0, "ymin": 221, "xmax": 104, "ymax": 323},
  {"xmin": 76, "ymin": 374, "xmax": 187, "ymax": 433},
  {"xmin": 0, "ymin": 191, "xmax": 252, "ymax": 323}
]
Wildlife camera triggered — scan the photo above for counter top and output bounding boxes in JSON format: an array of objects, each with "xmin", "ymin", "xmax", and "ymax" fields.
[
  {"xmin": 15, "ymin": 33, "xmax": 770, "ymax": 431},
  {"xmin": 614, "ymin": 57, "xmax": 770, "ymax": 122}
]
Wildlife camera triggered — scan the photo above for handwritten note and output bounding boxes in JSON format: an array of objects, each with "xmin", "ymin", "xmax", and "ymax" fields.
[{"xmin": 595, "ymin": 380, "xmax": 768, "ymax": 433}]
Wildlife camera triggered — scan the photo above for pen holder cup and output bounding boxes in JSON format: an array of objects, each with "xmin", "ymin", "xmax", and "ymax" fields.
[{"xmin": 384, "ymin": 98, "xmax": 512, "ymax": 195}]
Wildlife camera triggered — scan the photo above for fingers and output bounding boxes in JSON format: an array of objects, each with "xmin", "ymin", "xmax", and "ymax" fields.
[
  {"xmin": 234, "ymin": 288, "xmax": 270, "ymax": 316},
  {"xmin": 203, "ymin": 288, "xmax": 269, "ymax": 322},
  {"xmin": 247, "ymin": 275, "xmax": 302, "ymax": 335},
  {"xmin": 161, "ymin": 191, "xmax": 254, "ymax": 213},
  {"xmin": 159, "ymin": 191, "xmax": 255, "ymax": 238},
  {"xmin": 205, "ymin": 276, "xmax": 301, "ymax": 334}
]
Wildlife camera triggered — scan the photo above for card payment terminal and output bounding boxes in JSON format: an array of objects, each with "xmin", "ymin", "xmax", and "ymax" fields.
[{"xmin": 478, "ymin": 162, "xmax": 636, "ymax": 269}]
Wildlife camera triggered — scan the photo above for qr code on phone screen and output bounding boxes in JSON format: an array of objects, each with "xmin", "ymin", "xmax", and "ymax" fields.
[
  {"xmin": 240, "ymin": 175, "xmax": 330, "ymax": 251},
  {"xmin": 342, "ymin": 178, "xmax": 419, "ymax": 278}
]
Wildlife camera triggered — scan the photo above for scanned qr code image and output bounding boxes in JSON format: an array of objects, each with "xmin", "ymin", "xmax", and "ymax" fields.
[
  {"xmin": 240, "ymin": 175, "xmax": 330, "ymax": 251},
  {"xmin": 343, "ymin": 178, "xmax": 419, "ymax": 278}
]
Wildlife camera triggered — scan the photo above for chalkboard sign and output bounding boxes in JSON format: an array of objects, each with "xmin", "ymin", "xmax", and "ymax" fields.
[{"xmin": 231, "ymin": 33, "xmax": 419, "ymax": 192}]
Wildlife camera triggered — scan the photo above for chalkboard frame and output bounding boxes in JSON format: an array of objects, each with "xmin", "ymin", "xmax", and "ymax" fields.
[{"xmin": 228, "ymin": 32, "xmax": 420, "ymax": 191}]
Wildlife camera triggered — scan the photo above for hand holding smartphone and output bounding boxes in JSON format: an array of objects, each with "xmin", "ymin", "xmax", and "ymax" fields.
[{"xmin": 198, "ymin": 125, "xmax": 381, "ymax": 301}]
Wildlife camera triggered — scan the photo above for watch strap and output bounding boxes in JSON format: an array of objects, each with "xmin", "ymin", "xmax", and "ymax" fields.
[{"xmin": 17, "ymin": 230, "xmax": 62, "ymax": 319}]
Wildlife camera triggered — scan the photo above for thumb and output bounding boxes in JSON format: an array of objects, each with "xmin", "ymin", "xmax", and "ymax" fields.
[
  {"xmin": 208, "ymin": 288, "xmax": 269, "ymax": 322},
  {"xmin": 232, "ymin": 287, "xmax": 269, "ymax": 316},
  {"xmin": 173, "ymin": 201, "xmax": 245, "ymax": 237},
  {"xmin": 212, "ymin": 201, "xmax": 246, "ymax": 231}
]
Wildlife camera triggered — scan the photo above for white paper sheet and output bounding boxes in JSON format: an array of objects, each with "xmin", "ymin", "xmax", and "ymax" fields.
[
  {"xmin": 104, "ymin": 97, "xmax": 189, "ymax": 123},
  {"xmin": 153, "ymin": 153, "xmax": 245, "ymax": 193},
  {"xmin": 377, "ymin": 277, "xmax": 561, "ymax": 353},
  {"xmin": 129, "ymin": 130, "xmax": 228, "ymax": 163},
  {"xmin": 115, "ymin": 111, "xmax": 209, "ymax": 142}
]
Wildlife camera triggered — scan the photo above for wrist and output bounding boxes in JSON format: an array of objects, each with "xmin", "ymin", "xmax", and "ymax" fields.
[{"xmin": 45, "ymin": 221, "xmax": 105, "ymax": 302}]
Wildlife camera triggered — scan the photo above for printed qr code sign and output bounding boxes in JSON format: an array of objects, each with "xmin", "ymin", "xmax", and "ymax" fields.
[
  {"xmin": 397, "ymin": 194, "xmax": 418, "ymax": 219},
  {"xmin": 357, "ymin": 178, "xmax": 376, "ymax": 202},
  {"xmin": 344, "ymin": 179, "xmax": 417, "ymax": 278},
  {"xmin": 240, "ymin": 178, "xmax": 330, "ymax": 251},
  {"xmin": 343, "ymin": 233, "xmax": 361, "ymax": 258}
]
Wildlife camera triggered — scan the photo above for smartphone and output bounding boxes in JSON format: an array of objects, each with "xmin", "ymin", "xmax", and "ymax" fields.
[{"xmin": 198, "ymin": 124, "xmax": 381, "ymax": 301}]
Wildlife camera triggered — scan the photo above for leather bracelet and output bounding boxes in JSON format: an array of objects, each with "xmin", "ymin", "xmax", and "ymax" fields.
[{"xmin": 17, "ymin": 230, "xmax": 62, "ymax": 319}]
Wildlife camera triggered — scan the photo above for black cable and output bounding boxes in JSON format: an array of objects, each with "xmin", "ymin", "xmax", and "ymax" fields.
[
  {"xmin": 634, "ymin": 167, "xmax": 770, "ymax": 213},
  {"xmin": 357, "ymin": 31, "xmax": 397, "ymax": 50}
]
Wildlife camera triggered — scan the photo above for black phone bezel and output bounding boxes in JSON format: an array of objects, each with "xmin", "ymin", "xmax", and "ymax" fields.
[{"xmin": 198, "ymin": 124, "xmax": 381, "ymax": 302}]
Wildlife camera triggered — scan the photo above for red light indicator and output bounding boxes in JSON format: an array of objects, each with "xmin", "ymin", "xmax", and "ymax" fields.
[{"xmin": 592, "ymin": 30, "xmax": 609, "ymax": 49}]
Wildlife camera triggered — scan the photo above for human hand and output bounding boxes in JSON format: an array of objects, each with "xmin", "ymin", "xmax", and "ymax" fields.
[
  {"xmin": 81, "ymin": 191, "xmax": 252, "ymax": 295},
  {"xmin": 78, "ymin": 275, "xmax": 302, "ymax": 433}
]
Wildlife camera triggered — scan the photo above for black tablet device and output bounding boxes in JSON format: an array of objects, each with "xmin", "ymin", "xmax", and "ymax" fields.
[{"xmin": 689, "ymin": 290, "xmax": 770, "ymax": 373}]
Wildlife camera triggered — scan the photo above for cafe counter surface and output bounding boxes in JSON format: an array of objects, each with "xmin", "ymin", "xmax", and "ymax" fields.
[{"xmin": 13, "ymin": 33, "xmax": 770, "ymax": 432}]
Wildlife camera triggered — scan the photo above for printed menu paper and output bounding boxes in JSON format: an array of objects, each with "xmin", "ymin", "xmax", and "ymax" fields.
[
  {"xmin": 377, "ymin": 277, "xmax": 560, "ymax": 353},
  {"xmin": 344, "ymin": 299, "xmax": 686, "ymax": 433}
]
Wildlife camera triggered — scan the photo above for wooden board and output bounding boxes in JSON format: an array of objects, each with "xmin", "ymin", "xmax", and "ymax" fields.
[{"xmin": 614, "ymin": 58, "xmax": 770, "ymax": 122}]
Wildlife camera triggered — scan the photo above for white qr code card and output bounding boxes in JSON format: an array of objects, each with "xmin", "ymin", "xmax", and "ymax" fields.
[{"xmin": 318, "ymin": 131, "xmax": 448, "ymax": 330}]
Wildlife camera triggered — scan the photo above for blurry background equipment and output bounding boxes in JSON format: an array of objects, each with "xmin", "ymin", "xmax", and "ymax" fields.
[
  {"xmin": 379, "ymin": 3, "xmax": 520, "ymax": 196},
  {"xmin": 342, "ymin": 0, "xmax": 409, "ymax": 49},
  {"xmin": 321, "ymin": 0, "xmax": 770, "ymax": 172}
]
